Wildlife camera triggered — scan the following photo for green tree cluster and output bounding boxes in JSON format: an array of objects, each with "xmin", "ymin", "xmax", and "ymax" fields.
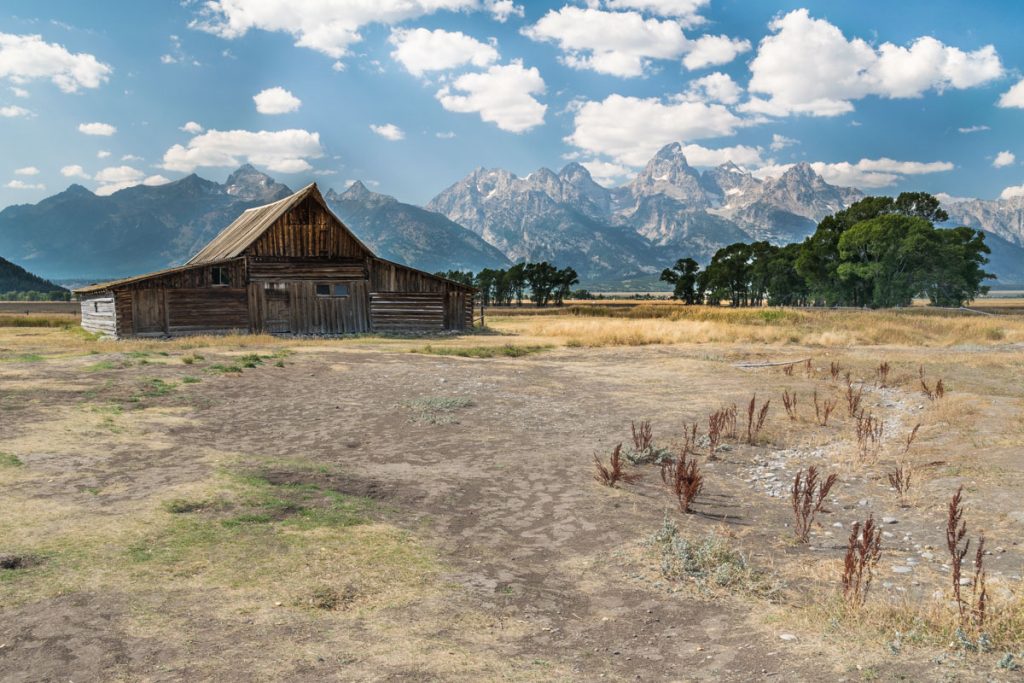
[
  {"xmin": 661, "ymin": 192, "xmax": 992, "ymax": 308},
  {"xmin": 435, "ymin": 262, "xmax": 579, "ymax": 307}
]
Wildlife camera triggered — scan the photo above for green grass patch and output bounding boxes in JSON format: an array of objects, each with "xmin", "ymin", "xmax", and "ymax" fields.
[
  {"xmin": 411, "ymin": 343, "xmax": 550, "ymax": 358},
  {"xmin": 207, "ymin": 363, "xmax": 243, "ymax": 374},
  {"xmin": 0, "ymin": 452, "xmax": 23, "ymax": 467},
  {"xmin": 181, "ymin": 376, "xmax": 201, "ymax": 384},
  {"xmin": 139, "ymin": 378, "xmax": 177, "ymax": 397},
  {"xmin": 238, "ymin": 353, "xmax": 264, "ymax": 368}
]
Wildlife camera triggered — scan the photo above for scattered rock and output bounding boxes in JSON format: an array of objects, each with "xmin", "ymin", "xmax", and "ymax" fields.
[
  {"xmin": 779, "ymin": 634, "xmax": 797, "ymax": 642},
  {"xmin": 882, "ymin": 517, "xmax": 898, "ymax": 524}
]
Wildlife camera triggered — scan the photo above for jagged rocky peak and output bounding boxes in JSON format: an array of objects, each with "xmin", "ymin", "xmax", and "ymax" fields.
[
  {"xmin": 630, "ymin": 142, "xmax": 711, "ymax": 207},
  {"xmin": 333, "ymin": 180, "xmax": 394, "ymax": 208},
  {"xmin": 224, "ymin": 164, "xmax": 291, "ymax": 202},
  {"xmin": 558, "ymin": 162, "xmax": 612, "ymax": 216},
  {"xmin": 701, "ymin": 161, "xmax": 761, "ymax": 197}
]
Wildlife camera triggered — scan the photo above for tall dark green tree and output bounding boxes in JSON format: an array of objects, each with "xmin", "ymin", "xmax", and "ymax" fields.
[
  {"xmin": 659, "ymin": 257, "xmax": 701, "ymax": 304},
  {"xmin": 701, "ymin": 242, "xmax": 753, "ymax": 306},
  {"xmin": 552, "ymin": 267, "xmax": 579, "ymax": 306}
]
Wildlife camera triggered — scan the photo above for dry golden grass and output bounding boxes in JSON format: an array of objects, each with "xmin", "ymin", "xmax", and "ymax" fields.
[{"xmin": 489, "ymin": 306, "xmax": 1024, "ymax": 347}]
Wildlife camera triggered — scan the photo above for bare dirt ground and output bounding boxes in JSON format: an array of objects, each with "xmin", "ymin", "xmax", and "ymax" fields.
[{"xmin": 1, "ymin": 316, "xmax": 1023, "ymax": 681}]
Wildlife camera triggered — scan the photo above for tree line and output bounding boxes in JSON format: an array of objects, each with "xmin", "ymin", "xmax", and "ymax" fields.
[
  {"xmin": 660, "ymin": 192, "xmax": 993, "ymax": 308},
  {"xmin": 436, "ymin": 261, "xmax": 581, "ymax": 306},
  {"xmin": 0, "ymin": 290, "xmax": 72, "ymax": 302}
]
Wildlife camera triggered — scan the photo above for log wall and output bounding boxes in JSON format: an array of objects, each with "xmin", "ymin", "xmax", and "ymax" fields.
[
  {"xmin": 370, "ymin": 292, "xmax": 445, "ymax": 333},
  {"xmin": 80, "ymin": 295, "xmax": 117, "ymax": 336}
]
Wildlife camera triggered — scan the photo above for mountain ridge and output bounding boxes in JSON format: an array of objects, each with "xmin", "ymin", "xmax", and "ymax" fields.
[{"xmin": 1, "ymin": 146, "xmax": 1022, "ymax": 286}]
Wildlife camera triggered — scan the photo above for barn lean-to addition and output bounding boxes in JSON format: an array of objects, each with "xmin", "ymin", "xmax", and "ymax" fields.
[{"xmin": 75, "ymin": 183, "xmax": 474, "ymax": 338}]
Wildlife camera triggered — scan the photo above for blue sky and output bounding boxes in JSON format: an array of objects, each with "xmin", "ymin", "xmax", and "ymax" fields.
[{"xmin": 2, "ymin": 0, "xmax": 1023, "ymax": 208}]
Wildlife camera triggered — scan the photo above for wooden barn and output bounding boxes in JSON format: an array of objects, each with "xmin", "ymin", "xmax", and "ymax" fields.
[{"xmin": 75, "ymin": 183, "xmax": 474, "ymax": 338}]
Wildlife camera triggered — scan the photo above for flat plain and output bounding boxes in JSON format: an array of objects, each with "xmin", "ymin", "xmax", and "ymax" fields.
[{"xmin": 1, "ymin": 305, "xmax": 1023, "ymax": 681}]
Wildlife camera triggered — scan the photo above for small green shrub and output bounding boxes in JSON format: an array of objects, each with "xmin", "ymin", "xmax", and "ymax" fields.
[
  {"xmin": 208, "ymin": 363, "xmax": 243, "ymax": 374},
  {"xmin": 182, "ymin": 376, "xmax": 201, "ymax": 384},
  {"xmin": 647, "ymin": 517, "xmax": 779, "ymax": 598},
  {"xmin": 0, "ymin": 452, "xmax": 23, "ymax": 467}
]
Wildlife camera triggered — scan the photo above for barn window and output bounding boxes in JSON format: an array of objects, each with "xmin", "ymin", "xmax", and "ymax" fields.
[
  {"xmin": 315, "ymin": 283, "xmax": 349, "ymax": 297},
  {"xmin": 211, "ymin": 266, "xmax": 230, "ymax": 286},
  {"xmin": 93, "ymin": 302, "xmax": 100, "ymax": 313}
]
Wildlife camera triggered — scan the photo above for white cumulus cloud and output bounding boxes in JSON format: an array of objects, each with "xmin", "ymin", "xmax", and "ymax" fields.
[
  {"xmin": 161, "ymin": 128, "xmax": 324, "ymax": 174},
  {"xmin": 94, "ymin": 165, "xmax": 145, "ymax": 196},
  {"xmin": 436, "ymin": 60, "xmax": 546, "ymax": 133},
  {"xmin": 565, "ymin": 91, "xmax": 749, "ymax": 166},
  {"xmin": 97, "ymin": 150, "xmax": 111, "ymax": 159},
  {"xmin": 999, "ymin": 184, "xmax": 1024, "ymax": 200},
  {"xmin": 998, "ymin": 78, "xmax": 1024, "ymax": 109},
  {"xmin": 679, "ymin": 143, "xmax": 765, "ymax": 168},
  {"xmin": 0, "ymin": 32, "xmax": 111, "ymax": 93},
  {"xmin": 681, "ymin": 72, "xmax": 742, "ymax": 104},
  {"xmin": 79, "ymin": 122, "xmax": 116, "ymax": 136},
  {"xmin": 744, "ymin": 9, "xmax": 1002, "ymax": 117},
  {"xmin": 606, "ymin": 0, "xmax": 708, "ymax": 24},
  {"xmin": 61, "ymin": 164, "xmax": 89, "ymax": 179},
  {"xmin": 682, "ymin": 34, "xmax": 750, "ymax": 70},
  {"xmin": 958, "ymin": 124, "xmax": 990, "ymax": 134},
  {"xmin": 143, "ymin": 174, "xmax": 171, "ymax": 186},
  {"xmin": 370, "ymin": 123, "xmax": 405, "ymax": 141},
  {"xmin": 993, "ymin": 151, "xmax": 1016, "ymax": 168},
  {"xmin": 522, "ymin": 6, "xmax": 686, "ymax": 77},
  {"xmin": 769, "ymin": 133, "xmax": 798, "ymax": 151},
  {"xmin": 389, "ymin": 28, "xmax": 499, "ymax": 77},
  {"xmin": 180, "ymin": 121, "xmax": 204, "ymax": 134},
  {"xmin": 755, "ymin": 157, "xmax": 954, "ymax": 188},
  {"xmin": 486, "ymin": 0, "xmax": 524, "ymax": 22},
  {"xmin": 14, "ymin": 166, "xmax": 39, "ymax": 176},
  {"xmin": 5, "ymin": 179, "xmax": 44, "ymax": 190},
  {"xmin": 253, "ymin": 86, "xmax": 301, "ymax": 114},
  {"xmin": 0, "ymin": 104, "xmax": 31, "ymax": 117},
  {"xmin": 190, "ymin": 0, "xmax": 478, "ymax": 61}
]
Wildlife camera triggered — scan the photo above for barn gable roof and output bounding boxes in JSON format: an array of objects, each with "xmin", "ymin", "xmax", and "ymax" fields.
[{"xmin": 187, "ymin": 182, "xmax": 371, "ymax": 264}]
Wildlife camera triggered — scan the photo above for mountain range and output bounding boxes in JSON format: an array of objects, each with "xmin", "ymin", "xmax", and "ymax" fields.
[{"xmin": 1, "ymin": 144, "xmax": 1023, "ymax": 288}]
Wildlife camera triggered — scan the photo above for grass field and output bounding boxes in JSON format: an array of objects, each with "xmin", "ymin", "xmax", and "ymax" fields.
[{"xmin": 1, "ymin": 306, "xmax": 1023, "ymax": 680}]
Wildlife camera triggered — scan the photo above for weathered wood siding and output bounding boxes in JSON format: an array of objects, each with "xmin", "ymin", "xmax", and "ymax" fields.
[
  {"xmin": 249, "ymin": 280, "xmax": 370, "ymax": 335},
  {"xmin": 370, "ymin": 292, "xmax": 445, "ymax": 332},
  {"xmin": 166, "ymin": 288, "xmax": 249, "ymax": 334},
  {"xmin": 246, "ymin": 197, "xmax": 367, "ymax": 260},
  {"xmin": 80, "ymin": 295, "xmax": 117, "ymax": 336},
  {"xmin": 127, "ymin": 259, "xmax": 246, "ymax": 290},
  {"xmin": 248, "ymin": 258, "xmax": 366, "ymax": 280},
  {"xmin": 369, "ymin": 259, "xmax": 447, "ymax": 294},
  {"xmin": 443, "ymin": 290, "xmax": 473, "ymax": 331}
]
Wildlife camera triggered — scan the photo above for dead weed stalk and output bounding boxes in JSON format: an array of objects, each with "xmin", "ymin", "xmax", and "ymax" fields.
[
  {"xmin": 813, "ymin": 389, "xmax": 837, "ymax": 426},
  {"xmin": 842, "ymin": 514, "xmax": 882, "ymax": 607},
  {"xmin": 594, "ymin": 443, "xmax": 641, "ymax": 487},
  {"xmin": 745, "ymin": 394, "xmax": 770, "ymax": 444},
  {"xmin": 791, "ymin": 465, "xmax": 838, "ymax": 543}
]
